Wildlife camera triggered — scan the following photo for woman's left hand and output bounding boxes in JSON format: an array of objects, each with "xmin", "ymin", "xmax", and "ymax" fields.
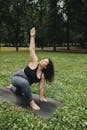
[{"xmin": 39, "ymin": 96, "xmax": 48, "ymax": 102}]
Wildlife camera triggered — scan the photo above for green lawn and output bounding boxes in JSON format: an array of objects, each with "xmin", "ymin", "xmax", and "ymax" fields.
[{"xmin": 0, "ymin": 51, "xmax": 87, "ymax": 130}]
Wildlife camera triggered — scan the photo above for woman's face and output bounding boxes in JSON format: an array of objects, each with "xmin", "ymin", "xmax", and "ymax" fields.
[{"xmin": 39, "ymin": 59, "xmax": 49, "ymax": 68}]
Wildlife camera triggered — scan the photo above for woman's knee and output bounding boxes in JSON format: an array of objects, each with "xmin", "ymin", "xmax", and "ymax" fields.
[
  {"xmin": 11, "ymin": 76, "xmax": 29, "ymax": 87},
  {"xmin": 11, "ymin": 76, "xmax": 17, "ymax": 86},
  {"xmin": 19, "ymin": 77, "xmax": 29, "ymax": 86}
]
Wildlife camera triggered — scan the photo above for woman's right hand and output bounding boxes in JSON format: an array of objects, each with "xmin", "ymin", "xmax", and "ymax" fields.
[
  {"xmin": 30, "ymin": 27, "xmax": 36, "ymax": 37},
  {"xmin": 39, "ymin": 96, "xmax": 48, "ymax": 102}
]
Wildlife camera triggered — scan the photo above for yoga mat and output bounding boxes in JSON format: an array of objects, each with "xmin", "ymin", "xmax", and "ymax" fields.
[{"xmin": 0, "ymin": 87, "xmax": 63, "ymax": 119}]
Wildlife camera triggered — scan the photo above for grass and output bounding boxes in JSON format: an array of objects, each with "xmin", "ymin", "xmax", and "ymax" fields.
[{"xmin": 0, "ymin": 51, "xmax": 87, "ymax": 130}]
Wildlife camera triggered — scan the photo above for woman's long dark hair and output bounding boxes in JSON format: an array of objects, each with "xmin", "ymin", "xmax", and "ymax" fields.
[{"xmin": 42, "ymin": 58, "xmax": 54, "ymax": 82}]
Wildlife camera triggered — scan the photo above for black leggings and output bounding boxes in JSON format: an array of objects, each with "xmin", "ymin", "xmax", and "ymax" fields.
[{"xmin": 11, "ymin": 71, "xmax": 32, "ymax": 102}]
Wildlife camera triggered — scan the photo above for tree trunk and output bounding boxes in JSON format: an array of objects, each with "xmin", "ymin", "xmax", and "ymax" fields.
[
  {"xmin": 53, "ymin": 43, "xmax": 56, "ymax": 51},
  {"xmin": 0, "ymin": 42, "xmax": 1, "ymax": 52},
  {"xmin": 66, "ymin": 10, "xmax": 70, "ymax": 50},
  {"xmin": 15, "ymin": 2, "xmax": 19, "ymax": 52}
]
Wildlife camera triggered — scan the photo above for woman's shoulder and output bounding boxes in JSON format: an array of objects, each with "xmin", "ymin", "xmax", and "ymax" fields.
[{"xmin": 28, "ymin": 62, "xmax": 39, "ymax": 70}]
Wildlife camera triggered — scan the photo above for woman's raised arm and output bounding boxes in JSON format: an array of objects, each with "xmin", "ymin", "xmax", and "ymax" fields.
[{"xmin": 29, "ymin": 27, "xmax": 38, "ymax": 62}]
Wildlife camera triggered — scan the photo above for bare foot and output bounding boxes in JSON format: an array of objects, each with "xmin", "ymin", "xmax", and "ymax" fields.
[
  {"xmin": 6, "ymin": 84, "xmax": 12, "ymax": 89},
  {"xmin": 6, "ymin": 84, "xmax": 13, "ymax": 93},
  {"xmin": 30, "ymin": 100, "xmax": 40, "ymax": 110}
]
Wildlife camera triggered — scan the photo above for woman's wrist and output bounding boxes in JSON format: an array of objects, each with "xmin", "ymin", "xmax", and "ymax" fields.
[{"xmin": 30, "ymin": 35, "xmax": 35, "ymax": 38}]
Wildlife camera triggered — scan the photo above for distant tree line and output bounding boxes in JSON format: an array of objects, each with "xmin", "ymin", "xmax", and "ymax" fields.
[{"xmin": 0, "ymin": 0, "xmax": 87, "ymax": 51}]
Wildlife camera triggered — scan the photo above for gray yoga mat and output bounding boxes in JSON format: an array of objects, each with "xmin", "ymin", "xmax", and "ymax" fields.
[{"xmin": 0, "ymin": 87, "xmax": 63, "ymax": 119}]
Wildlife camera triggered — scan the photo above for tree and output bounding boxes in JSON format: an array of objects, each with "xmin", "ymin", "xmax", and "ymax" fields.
[
  {"xmin": 0, "ymin": 0, "xmax": 87, "ymax": 51},
  {"xmin": 45, "ymin": 0, "xmax": 58, "ymax": 51},
  {"xmin": 63, "ymin": 0, "xmax": 87, "ymax": 48},
  {"xmin": 0, "ymin": 0, "xmax": 35, "ymax": 51},
  {"xmin": 30, "ymin": 0, "xmax": 48, "ymax": 50}
]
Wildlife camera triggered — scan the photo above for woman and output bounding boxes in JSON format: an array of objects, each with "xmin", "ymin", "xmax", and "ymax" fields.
[{"xmin": 10, "ymin": 27, "xmax": 54, "ymax": 110}]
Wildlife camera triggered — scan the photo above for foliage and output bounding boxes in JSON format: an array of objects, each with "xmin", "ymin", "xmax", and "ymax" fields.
[
  {"xmin": 63, "ymin": 0, "xmax": 87, "ymax": 47},
  {"xmin": 0, "ymin": 0, "xmax": 87, "ymax": 51},
  {"xmin": 0, "ymin": 100, "xmax": 48, "ymax": 130},
  {"xmin": 0, "ymin": 51, "xmax": 87, "ymax": 129}
]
